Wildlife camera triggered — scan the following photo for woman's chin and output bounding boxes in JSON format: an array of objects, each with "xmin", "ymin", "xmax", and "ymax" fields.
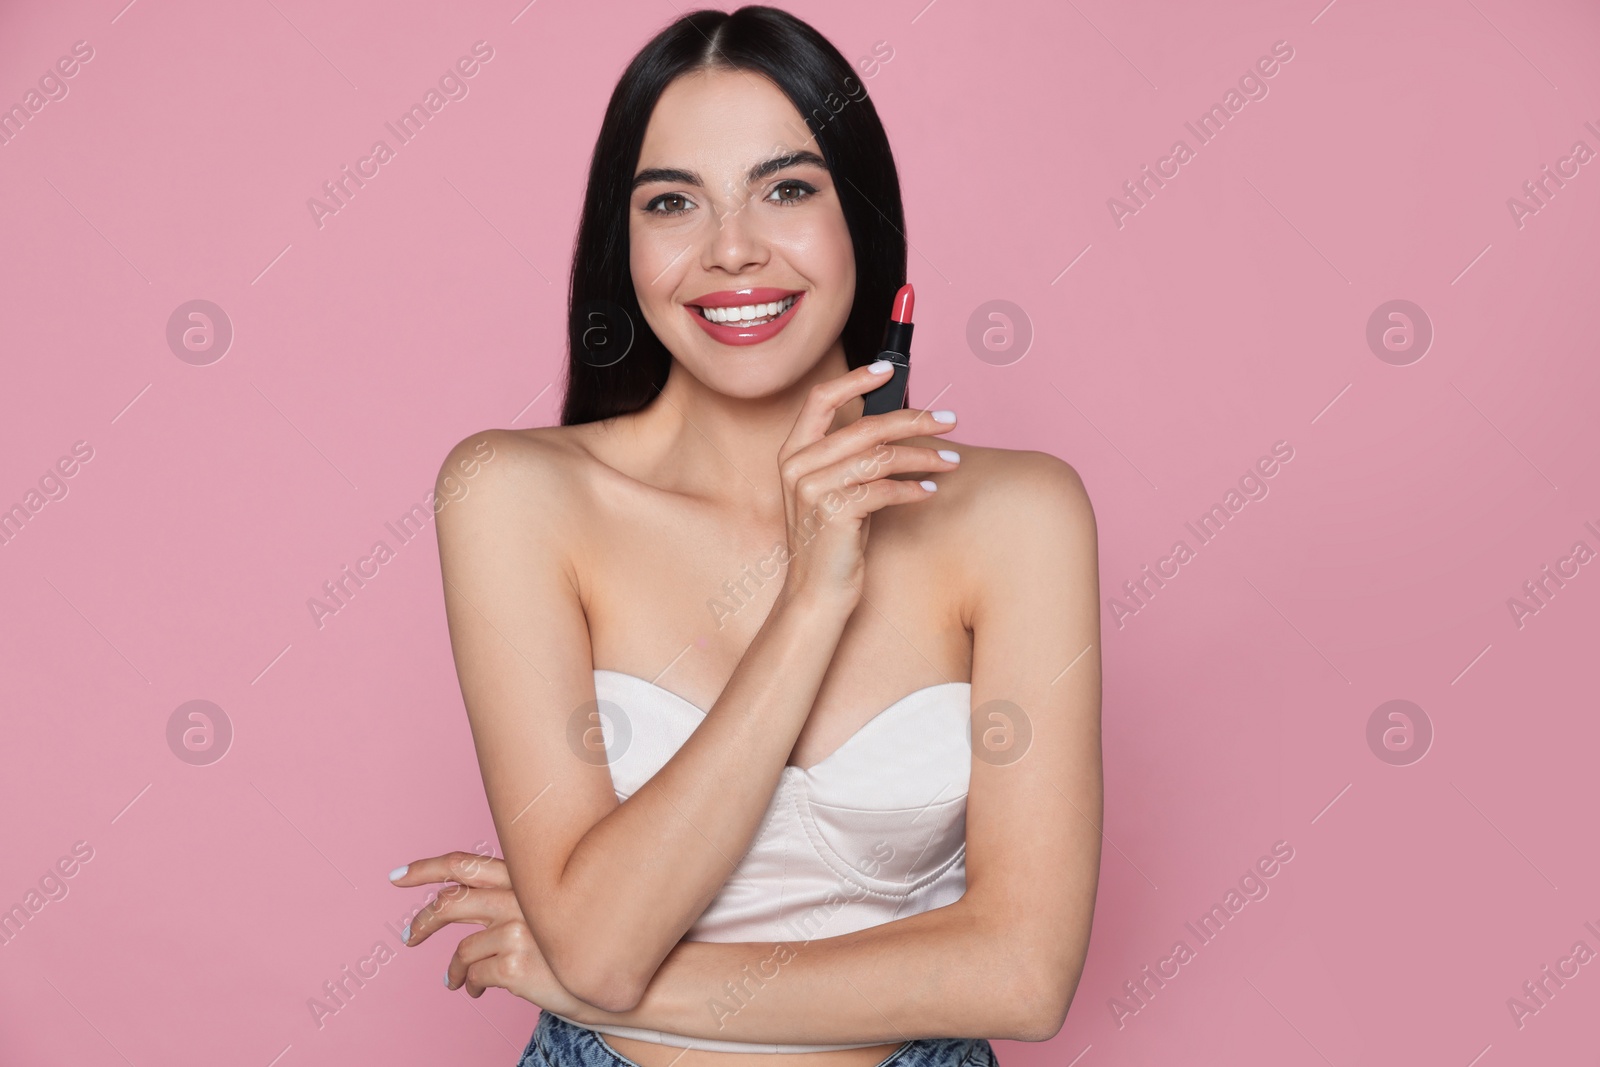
[
  {"xmin": 664, "ymin": 334, "xmax": 815, "ymax": 384},
  {"xmin": 676, "ymin": 357, "xmax": 818, "ymax": 401}
]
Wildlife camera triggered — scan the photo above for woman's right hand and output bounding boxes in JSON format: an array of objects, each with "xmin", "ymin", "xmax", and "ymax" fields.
[
  {"xmin": 395, "ymin": 850, "xmax": 598, "ymax": 1017},
  {"xmin": 775, "ymin": 360, "xmax": 958, "ymax": 613}
]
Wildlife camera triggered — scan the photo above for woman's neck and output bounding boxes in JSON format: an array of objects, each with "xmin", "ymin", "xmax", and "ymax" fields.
[{"xmin": 619, "ymin": 343, "xmax": 858, "ymax": 512}]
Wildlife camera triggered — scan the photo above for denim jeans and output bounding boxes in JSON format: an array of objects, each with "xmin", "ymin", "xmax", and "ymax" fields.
[{"xmin": 519, "ymin": 1010, "xmax": 998, "ymax": 1067}]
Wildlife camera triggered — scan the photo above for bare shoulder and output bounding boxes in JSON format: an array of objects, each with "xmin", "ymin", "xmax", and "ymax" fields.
[
  {"xmin": 904, "ymin": 439, "xmax": 1098, "ymax": 625},
  {"xmin": 436, "ymin": 424, "xmax": 588, "ymax": 485},
  {"xmin": 433, "ymin": 425, "xmax": 603, "ymax": 546},
  {"xmin": 910, "ymin": 437, "xmax": 1096, "ymax": 540}
]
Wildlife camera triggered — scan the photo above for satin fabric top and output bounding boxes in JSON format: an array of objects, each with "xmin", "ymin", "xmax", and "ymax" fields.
[{"xmin": 548, "ymin": 668, "xmax": 973, "ymax": 1054}]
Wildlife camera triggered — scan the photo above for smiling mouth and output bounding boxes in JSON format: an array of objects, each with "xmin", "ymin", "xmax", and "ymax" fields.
[{"xmin": 692, "ymin": 294, "xmax": 799, "ymax": 327}]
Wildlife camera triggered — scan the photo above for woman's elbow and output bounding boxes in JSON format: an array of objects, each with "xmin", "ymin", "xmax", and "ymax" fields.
[
  {"xmin": 997, "ymin": 960, "xmax": 1082, "ymax": 1042},
  {"xmin": 544, "ymin": 938, "xmax": 650, "ymax": 1014},
  {"xmin": 562, "ymin": 970, "xmax": 648, "ymax": 1015},
  {"xmin": 1007, "ymin": 991, "xmax": 1071, "ymax": 1043}
]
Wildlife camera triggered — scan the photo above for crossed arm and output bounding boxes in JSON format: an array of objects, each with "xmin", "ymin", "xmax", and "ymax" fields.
[
  {"xmin": 429, "ymin": 435, "xmax": 1102, "ymax": 1042},
  {"xmin": 552, "ymin": 873, "xmax": 1096, "ymax": 1044}
]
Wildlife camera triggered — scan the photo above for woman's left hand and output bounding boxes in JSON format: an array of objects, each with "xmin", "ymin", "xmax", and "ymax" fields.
[{"xmin": 391, "ymin": 850, "xmax": 595, "ymax": 1018}]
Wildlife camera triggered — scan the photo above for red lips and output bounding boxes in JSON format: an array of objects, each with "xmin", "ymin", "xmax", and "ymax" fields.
[
  {"xmin": 687, "ymin": 288, "xmax": 804, "ymax": 347},
  {"xmin": 690, "ymin": 287, "xmax": 800, "ymax": 309}
]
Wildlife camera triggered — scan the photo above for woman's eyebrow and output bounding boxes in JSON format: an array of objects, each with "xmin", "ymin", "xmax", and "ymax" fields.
[{"xmin": 631, "ymin": 150, "xmax": 829, "ymax": 192}]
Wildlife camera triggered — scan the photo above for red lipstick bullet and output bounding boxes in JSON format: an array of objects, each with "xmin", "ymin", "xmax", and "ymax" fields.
[{"xmin": 862, "ymin": 283, "xmax": 915, "ymax": 416}]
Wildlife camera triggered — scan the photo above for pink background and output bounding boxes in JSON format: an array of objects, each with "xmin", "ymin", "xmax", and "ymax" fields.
[{"xmin": 3, "ymin": 0, "xmax": 1598, "ymax": 1063}]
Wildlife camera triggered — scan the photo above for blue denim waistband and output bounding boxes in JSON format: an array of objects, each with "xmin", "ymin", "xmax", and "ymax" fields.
[{"xmin": 520, "ymin": 1009, "xmax": 997, "ymax": 1067}]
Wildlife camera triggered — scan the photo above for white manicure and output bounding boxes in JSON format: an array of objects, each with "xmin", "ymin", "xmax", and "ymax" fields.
[
  {"xmin": 920, "ymin": 480, "xmax": 938, "ymax": 491},
  {"xmin": 867, "ymin": 360, "xmax": 893, "ymax": 374},
  {"xmin": 938, "ymin": 450, "xmax": 960, "ymax": 463}
]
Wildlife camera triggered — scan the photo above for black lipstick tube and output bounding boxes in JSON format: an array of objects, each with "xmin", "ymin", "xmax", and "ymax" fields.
[{"xmin": 861, "ymin": 292, "xmax": 914, "ymax": 417}]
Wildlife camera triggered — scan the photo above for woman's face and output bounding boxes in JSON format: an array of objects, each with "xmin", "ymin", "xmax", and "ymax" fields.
[{"xmin": 629, "ymin": 68, "xmax": 856, "ymax": 399}]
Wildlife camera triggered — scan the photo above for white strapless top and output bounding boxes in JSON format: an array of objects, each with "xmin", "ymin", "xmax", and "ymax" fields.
[{"xmin": 550, "ymin": 668, "xmax": 973, "ymax": 1053}]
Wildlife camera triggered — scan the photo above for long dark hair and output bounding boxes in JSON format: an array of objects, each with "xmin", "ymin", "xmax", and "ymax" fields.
[{"xmin": 560, "ymin": 5, "xmax": 907, "ymax": 426}]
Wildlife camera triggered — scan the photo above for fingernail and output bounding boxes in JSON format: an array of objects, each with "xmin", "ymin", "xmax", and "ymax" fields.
[
  {"xmin": 931, "ymin": 410, "xmax": 956, "ymax": 423},
  {"xmin": 388, "ymin": 865, "xmax": 408, "ymax": 882},
  {"xmin": 443, "ymin": 972, "xmax": 452, "ymax": 988},
  {"xmin": 401, "ymin": 923, "xmax": 411, "ymax": 943},
  {"xmin": 920, "ymin": 480, "xmax": 938, "ymax": 491},
  {"xmin": 938, "ymin": 450, "xmax": 960, "ymax": 463},
  {"xmin": 867, "ymin": 359, "xmax": 893, "ymax": 374}
]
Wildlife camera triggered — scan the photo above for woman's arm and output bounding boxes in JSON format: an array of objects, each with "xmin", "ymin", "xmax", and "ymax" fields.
[
  {"xmin": 435, "ymin": 392, "xmax": 958, "ymax": 1013},
  {"xmin": 404, "ymin": 860, "xmax": 1035, "ymax": 1039},
  {"xmin": 436, "ymin": 431, "xmax": 848, "ymax": 1012},
  {"xmin": 564, "ymin": 898, "xmax": 1058, "ymax": 1042},
  {"xmin": 566, "ymin": 451, "xmax": 1104, "ymax": 1042}
]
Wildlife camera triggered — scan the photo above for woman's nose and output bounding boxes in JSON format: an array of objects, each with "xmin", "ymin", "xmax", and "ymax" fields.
[{"xmin": 700, "ymin": 189, "xmax": 769, "ymax": 274}]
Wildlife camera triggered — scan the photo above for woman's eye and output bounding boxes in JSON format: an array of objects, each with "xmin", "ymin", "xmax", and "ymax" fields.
[
  {"xmin": 644, "ymin": 193, "xmax": 694, "ymax": 215},
  {"xmin": 764, "ymin": 178, "xmax": 812, "ymax": 203}
]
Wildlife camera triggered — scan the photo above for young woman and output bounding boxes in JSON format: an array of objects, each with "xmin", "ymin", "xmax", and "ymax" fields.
[{"xmin": 391, "ymin": 7, "xmax": 1103, "ymax": 1066}]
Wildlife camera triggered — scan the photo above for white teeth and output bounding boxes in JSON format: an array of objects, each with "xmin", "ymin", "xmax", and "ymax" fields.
[{"xmin": 698, "ymin": 295, "xmax": 796, "ymax": 324}]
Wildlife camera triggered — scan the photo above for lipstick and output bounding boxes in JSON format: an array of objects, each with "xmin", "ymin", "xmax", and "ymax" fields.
[{"xmin": 860, "ymin": 283, "xmax": 914, "ymax": 416}]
